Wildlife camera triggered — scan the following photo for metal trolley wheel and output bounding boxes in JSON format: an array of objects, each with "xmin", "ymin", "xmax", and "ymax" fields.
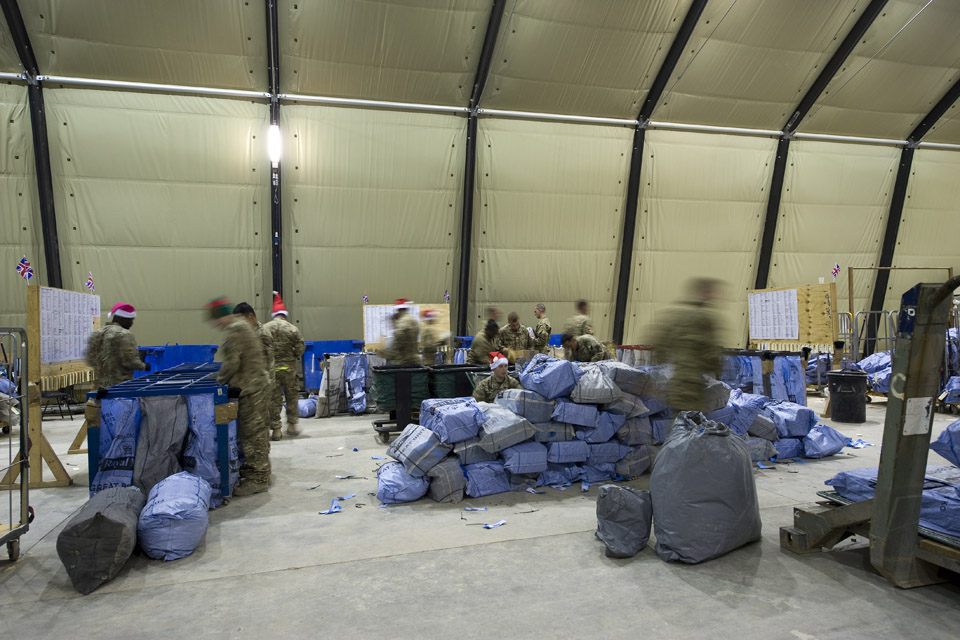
[{"xmin": 7, "ymin": 538, "xmax": 19, "ymax": 562}]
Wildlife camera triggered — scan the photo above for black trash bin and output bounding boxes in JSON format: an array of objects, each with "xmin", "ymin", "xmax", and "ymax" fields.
[{"xmin": 827, "ymin": 370, "xmax": 868, "ymax": 423}]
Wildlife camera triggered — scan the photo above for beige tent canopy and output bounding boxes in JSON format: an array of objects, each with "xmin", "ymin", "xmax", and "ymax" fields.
[{"xmin": 1, "ymin": 0, "xmax": 958, "ymax": 348}]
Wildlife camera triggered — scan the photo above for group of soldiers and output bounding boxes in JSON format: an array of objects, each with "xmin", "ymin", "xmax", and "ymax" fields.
[{"xmin": 86, "ymin": 293, "xmax": 305, "ymax": 498}]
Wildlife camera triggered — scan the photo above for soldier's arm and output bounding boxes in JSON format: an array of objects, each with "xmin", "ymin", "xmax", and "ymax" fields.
[
  {"xmin": 472, "ymin": 377, "xmax": 488, "ymax": 402},
  {"xmin": 294, "ymin": 331, "xmax": 305, "ymax": 358},
  {"xmin": 118, "ymin": 332, "xmax": 146, "ymax": 371},
  {"xmin": 264, "ymin": 334, "xmax": 276, "ymax": 372},
  {"xmin": 85, "ymin": 331, "xmax": 101, "ymax": 368},
  {"xmin": 217, "ymin": 333, "xmax": 240, "ymax": 386}
]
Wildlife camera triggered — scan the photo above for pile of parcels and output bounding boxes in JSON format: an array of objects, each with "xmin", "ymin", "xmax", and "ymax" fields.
[
  {"xmin": 374, "ymin": 354, "xmax": 851, "ymax": 508},
  {"xmin": 56, "ymin": 395, "xmax": 240, "ymax": 595}
]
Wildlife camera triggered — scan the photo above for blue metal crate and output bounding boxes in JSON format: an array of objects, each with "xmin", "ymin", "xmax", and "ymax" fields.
[
  {"xmin": 135, "ymin": 344, "xmax": 219, "ymax": 378},
  {"xmin": 302, "ymin": 340, "xmax": 365, "ymax": 390}
]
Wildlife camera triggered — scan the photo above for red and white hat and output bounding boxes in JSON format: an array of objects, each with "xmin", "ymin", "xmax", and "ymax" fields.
[
  {"xmin": 422, "ymin": 309, "xmax": 437, "ymax": 319},
  {"xmin": 108, "ymin": 302, "xmax": 136, "ymax": 319},
  {"xmin": 394, "ymin": 298, "xmax": 412, "ymax": 312},
  {"xmin": 489, "ymin": 351, "xmax": 508, "ymax": 370},
  {"xmin": 271, "ymin": 291, "xmax": 288, "ymax": 317}
]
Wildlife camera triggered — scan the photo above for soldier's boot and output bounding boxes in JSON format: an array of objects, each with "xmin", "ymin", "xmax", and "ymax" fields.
[
  {"xmin": 286, "ymin": 420, "xmax": 301, "ymax": 436},
  {"xmin": 271, "ymin": 428, "xmax": 283, "ymax": 441},
  {"xmin": 233, "ymin": 481, "xmax": 268, "ymax": 497}
]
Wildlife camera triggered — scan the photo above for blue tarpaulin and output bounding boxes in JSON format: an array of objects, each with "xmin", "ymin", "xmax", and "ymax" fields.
[
  {"xmin": 91, "ymin": 398, "xmax": 141, "ymax": 495},
  {"xmin": 931, "ymin": 419, "xmax": 960, "ymax": 467}
]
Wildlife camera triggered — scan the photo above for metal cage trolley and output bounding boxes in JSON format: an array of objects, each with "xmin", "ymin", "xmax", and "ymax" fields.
[{"xmin": 1, "ymin": 328, "xmax": 30, "ymax": 561}]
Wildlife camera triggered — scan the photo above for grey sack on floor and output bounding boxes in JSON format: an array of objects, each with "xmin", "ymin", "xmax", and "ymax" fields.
[
  {"xmin": 56, "ymin": 486, "xmax": 146, "ymax": 595},
  {"xmin": 133, "ymin": 395, "xmax": 189, "ymax": 495},
  {"xmin": 651, "ymin": 412, "xmax": 761, "ymax": 564},
  {"xmin": 595, "ymin": 485, "xmax": 652, "ymax": 558},
  {"xmin": 426, "ymin": 456, "xmax": 466, "ymax": 503}
]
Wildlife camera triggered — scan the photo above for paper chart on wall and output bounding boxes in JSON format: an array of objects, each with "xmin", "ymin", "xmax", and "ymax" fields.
[
  {"xmin": 748, "ymin": 289, "xmax": 799, "ymax": 341},
  {"xmin": 39, "ymin": 287, "xmax": 101, "ymax": 364}
]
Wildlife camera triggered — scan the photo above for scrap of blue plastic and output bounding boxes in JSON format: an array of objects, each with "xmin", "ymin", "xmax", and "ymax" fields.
[
  {"xmin": 337, "ymin": 493, "xmax": 356, "ymax": 501},
  {"xmin": 352, "ymin": 447, "xmax": 359, "ymax": 451},
  {"xmin": 757, "ymin": 462, "xmax": 775, "ymax": 470},
  {"xmin": 846, "ymin": 438, "xmax": 873, "ymax": 449},
  {"xmin": 335, "ymin": 474, "xmax": 355, "ymax": 479},
  {"xmin": 612, "ymin": 476, "xmax": 627, "ymax": 482},
  {"xmin": 792, "ymin": 458, "xmax": 808, "ymax": 464},
  {"xmin": 371, "ymin": 456, "xmax": 387, "ymax": 460},
  {"xmin": 525, "ymin": 487, "xmax": 545, "ymax": 494},
  {"xmin": 464, "ymin": 506, "xmax": 488, "ymax": 511},
  {"xmin": 580, "ymin": 482, "xmax": 590, "ymax": 492},
  {"xmin": 483, "ymin": 520, "xmax": 507, "ymax": 529},
  {"xmin": 549, "ymin": 484, "xmax": 568, "ymax": 491},
  {"xmin": 319, "ymin": 498, "xmax": 342, "ymax": 515}
]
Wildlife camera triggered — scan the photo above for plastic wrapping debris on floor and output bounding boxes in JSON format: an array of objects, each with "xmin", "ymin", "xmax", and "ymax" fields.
[
  {"xmin": 773, "ymin": 437, "xmax": 804, "ymax": 460},
  {"xmin": 616, "ymin": 445, "xmax": 652, "ymax": 477},
  {"xmin": 537, "ymin": 463, "xmax": 582, "ymax": 487},
  {"xmin": 464, "ymin": 460, "xmax": 512, "ymax": 497},
  {"xmin": 453, "ymin": 436, "xmax": 499, "ymax": 465},
  {"xmin": 138, "ymin": 472, "xmax": 212, "ymax": 562},
  {"xmin": 494, "ymin": 388, "xmax": 557, "ymax": 423},
  {"xmin": 846, "ymin": 438, "xmax": 873, "ymax": 449},
  {"xmin": 91, "ymin": 398, "xmax": 141, "ymax": 495},
  {"xmin": 426, "ymin": 456, "xmax": 466, "ymax": 504},
  {"xmin": 546, "ymin": 440, "xmax": 589, "ymax": 464},
  {"xmin": 56, "ymin": 486, "xmax": 146, "ymax": 595},
  {"xmin": 377, "ymin": 461, "xmax": 430, "ymax": 504},
  {"xmin": 532, "ymin": 421, "xmax": 576, "ymax": 442},
  {"xmin": 930, "ymin": 418, "xmax": 960, "ymax": 467},
  {"xmin": 763, "ymin": 401, "xmax": 817, "ymax": 438},
  {"xmin": 419, "ymin": 397, "xmax": 487, "ymax": 443},
  {"xmin": 501, "ymin": 441, "xmax": 549, "ymax": 475},
  {"xmin": 569, "ymin": 366, "xmax": 623, "ymax": 404},
  {"xmin": 580, "ymin": 462, "xmax": 617, "ymax": 483},
  {"xmin": 587, "ymin": 442, "xmax": 633, "ymax": 465},
  {"xmin": 482, "ymin": 520, "xmax": 507, "ymax": 529},
  {"xmin": 476, "ymin": 402, "xmax": 536, "ymax": 452},
  {"xmin": 298, "ymin": 395, "xmax": 318, "ymax": 418},
  {"xmin": 386, "ymin": 424, "xmax": 453, "ymax": 476},
  {"xmin": 744, "ymin": 436, "xmax": 777, "ymax": 463},
  {"xmin": 615, "ymin": 416, "xmax": 653, "ymax": 446},
  {"xmin": 596, "ymin": 485, "xmax": 652, "ymax": 558},
  {"xmin": 319, "ymin": 498, "xmax": 343, "ymax": 515},
  {"xmin": 651, "ymin": 412, "xmax": 761, "ymax": 564},
  {"xmin": 601, "ymin": 392, "xmax": 648, "ymax": 418},
  {"xmin": 802, "ymin": 424, "xmax": 849, "ymax": 459}
]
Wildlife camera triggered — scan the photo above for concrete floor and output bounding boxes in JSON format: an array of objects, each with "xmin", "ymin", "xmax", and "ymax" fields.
[{"xmin": 1, "ymin": 397, "xmax": 959, "ymax": 639}]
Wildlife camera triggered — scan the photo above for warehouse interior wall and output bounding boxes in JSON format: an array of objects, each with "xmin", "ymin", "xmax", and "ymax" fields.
[
  {"xmin": 767, "ymin": 140, "xmax": 899, "ymax": 319},
  {"xmin": 470, "ymin": 117, "xmax": 631, "ymax": 339},
  {"xmin": 281, "ymin": 104, "xmax": 463, "ymax": 340},
  {"xmin": 0, "ymin": 82, "xmax": 43, "ymax": 330},
  {"xmin": 624, "ymin": 129, "xmax": 774, "ymax": 348},
  {"xmin": 44, "ymin": 88, "xmax": 271, "ymax": 346}
]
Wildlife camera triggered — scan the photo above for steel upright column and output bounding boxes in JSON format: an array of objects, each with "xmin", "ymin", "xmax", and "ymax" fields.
[{"xmin": 266, "ymin": 0, "xmax": 283, "ymax": 296}]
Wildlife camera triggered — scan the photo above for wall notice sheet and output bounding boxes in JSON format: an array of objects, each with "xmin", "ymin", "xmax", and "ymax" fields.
[
  {"xmin": 748, "ymin": 289, "xmax": 799, "ymax": 341},
  {"xmin": 39, "ymin": 287, "xmax": 101, "ymax": 364},
  {"xmin": 363, "ymin": 304, "xmax": 451, "ymax": 348}
]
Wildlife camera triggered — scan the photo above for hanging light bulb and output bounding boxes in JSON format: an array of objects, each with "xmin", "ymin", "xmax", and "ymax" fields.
[{"xmin": 268, "ymin": 124, "xmax": 282, "ymax": 166}]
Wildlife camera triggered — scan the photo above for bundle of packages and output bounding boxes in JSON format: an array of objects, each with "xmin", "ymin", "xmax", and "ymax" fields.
[
  {"xmin": 538, "ymin": 463, "xmax": 581, "ymax": 487},
  {"xmin": 464, "ymin": 460, "xmax": 511, "ymax": 497},
  {"xmin": 298, "ymin": 395, "xmax": 318, "ymax": 418},
  {"xmin": 802, "ymin": 424, "xmax": 848, "ymax": 459},
  {"xmin": 773, "ymin": 437, "xmax": 804, "ymax": 459},
  {"xmin": 501, "ymin": 441, "xmax": 549, "ymax": 475},
  {"xmin": 531, "ymin": 421, "xmax": 576, "ymax": 442},
  {"xmin": 931, "ymin": 418, "xmax": 960, "ymax": 466},
  {"xmin": 581, "ymin": 462, "xmax": 617, "ymax": 483},
  {"xmin": 650, "ymin": 412, "xmax": 676, "ymax": 444},
  {"xmin": 651, "ymin": 412, "xmax": 762, "ymax": 564},
  {"xmin": 857, "ymin": 351, "xmax": 893, "ymax": 394},
  {"xmin": 805, "ymin": 354, "xmax": 832, "ymax": 385},
  {"xmin": 552, "ymin": 398, "xmax": 599, "ymax": 427},
  {"xmin": 706, "ymin": 405, "xmax": 739, "ymax": 434},
  {"xmin": 774, "ymin": 356, "xmax": 806, "ymax": 405},
  {"xmin": 702, "ymin": 376, "xmax": 731, "ymax": 413},
  {"xmin": 494, "ymin": 389, "xmax": 556, "ymax": 423},
  {"xmin": 91, "ymin": 398, "xmax": 141, "ymax": 494},
  {"xmin": 747, "ymin": 414, "xmax": 778, "ymax": 442},
  {"xmin": 595, "ymin": 485, "xmax": 652, "ymax": 558},
  {"xmin": 426, "ymin": 456, "xmax": 466, "ymax": 504},
  {"xmin": 420, "ymin": 397, "xmax": 487, "ymax": 443},
  {"xmin": 941, "ymin": 377, "xmax": 960, "ymax": 405},
  {"xmin": 138, "ymin": 472, "xmax": 212, "ymax": 562},
  {"xmin": 569, "ymin": 366, "xmax": 622, "ymax": 404},
  {"xmin": 453, "ymin": 437, "xmax": 498, "ymax": 465},
  {"xmin": 587, "ymin": 442, "xmax": 632, "ymax": 465},
  {"xmin": 476, "ymin": 402, "xmax": 536, "ymax": 452},
  {"xmin": 867, "ymin": 367, "xmax": 892, "ymax": 394},
  {"xmin": 720, "ymin": 355, "xmax": 754, "ymax": 391},
  {"xmin": 546, "ymin": 440, "xmax": 589, "ymax": 464},
  {"xmin": 743, "ymin": 436, "xmax": 777, "ymax": 462},
  {"xmin": 574, "ymin": 412, "xmax": 626, "ymax": 444},
  {"xmin": 387, "ymin": 424, "xmax": 453, "ymax": 476},
  {"xmin": 600, "ymin": 392, "xmax": 648, "ymax": 418},
  {"xmin": 56, "ymin": 486, "xmax": 146, "ymax": 594},
  {"xmin": 616, "ymin": 445, "xmax": 652, "ymax": 477},
  {"xmin": 519, "ymin": 354, "xmax": 584, "ymax": 399},
  {"xmin": 594, "ymin": 361, "xmax": 659, "ymax": 397},
  {"xmin": 762, "ymin": 400, "xmax": 817, "ymax": 438},
  {"xmin": 615, "ymin": 416, "xmax": 653, "ymax": 446},
  {"xmin": 377, "ymin": 461, "xmax": 430, "ymax": 504},
  {"xmin": 182, "ymin": 395, "xmax": 239, "ymax": 508}
]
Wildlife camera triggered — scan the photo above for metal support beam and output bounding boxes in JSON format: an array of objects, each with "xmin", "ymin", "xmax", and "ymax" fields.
[
  {"xmin": 754, "ymin": 136, "xmax": 790, "ymax": 290},
  {"xmin": 611, "ymin": 0, "xmax": 706, "ymax": 343},
  {"xmin": 1, "ymin": 0, "xmax": 62, "ymax": 288},
  {"xmin": 456, "ymin": 0, "xmax": 506, "ymax": 337},
  {"xmin": 266, "ymin": 0, "xmax": 282, "ymax": 296}
]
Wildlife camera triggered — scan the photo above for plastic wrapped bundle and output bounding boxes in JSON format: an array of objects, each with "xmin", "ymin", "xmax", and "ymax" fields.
[
  {"xmin": 637, "ymin": 395, "xmax": 669, "ymax": 418},
  {"xmin": 298, "ymin": 396, "xmax": 318, "ymax": 418},
  {"xmin": 615, "ymin": 416, "xmax": 653, "ymax": 446},
  {"xmin": 464, "ymin": 460, "xmax": 511, "ymax": 497},
  {"xmin": 519, "ymin": 354, "xmax": 584, "ymax": 399},
  {"xmin": 138, "ymin": 472, "xmax": 212, "ymax": 562},
  {"xmin": 762, "ymin": 401, "xmax": 817, "ymax": 438},
  {"xmin": 596, "ymin": 485, "xmax": 652, "ymax": 558},
  {"xmin": 501, "ymin": 441, "xmax": 549, "ymax": 475},
  {"xmin": 377, "ymin": 461, "xmax": 430, "ymax": 504},
  {"xmin": 706, "ymin": 406, "xmax": 739, "ymax": 433},
  {"xmin": 56, "ymin": 486, "xmax": 146, "ymax": 594},
  {"xmin": 546, "ymin": 440, "xmax": 589, "ymax": 464},
  {"xmin": 775, "ymin": 356, "xmax": 806, "ymax": 404},
  {"xmin": 552, "ymin": 398, "xmax": 600, "ymax": 428},
  {"xmin": 651, "ymin": 412, "xmax": 762, "ymax": 564},
  {"xmin": 747, "ymin": 414, "xmax": 778, "ymax": 442},
  {"xmin": 594, "ymin": 362, "xmax": 669, "ymax": 398},
  {"xmin": 574, "ymin": 412, "xmax": 626, "ymax": 444},
  {"xmin": 651, "ymin": 413, "xmax": 676, "ymax": 444},
  {"xmin": 580, "ymin": 462, "xmax": 617, "ymax": 483},
  {"xmin": 453, "ymin": 437, "xmax": 499, "ymax": 465},
  {"xmin": 494, "ymin": 389, "xmax": 556, "ymax": 423},
  {"xmin": 802, "ymin": 424, "xmax": 848, "ymax": 459},
  {"xmin": 601, "ymin": 392, "xmax": 648, "ymax": 418},
  {"xmin": 532, "ymin": 421, "xmax": 576, "ymax": 442},
  {"xmin": 133, "ymin": 396, "xmax": 189, "ymax": 496},
  {"xmin": 587, "ymin": 442, "xmax": 632, "ymax": 465},
  {"xmin": 344, "ymin": 354, "xmax": 368, "ymax": 414},
  {"xmin": 773, "ymin": 437, "xmax": 804, "ymax": 459},
  {"xmin": 805, "ymin": 354, "xmax": 832, "ymax": 385},
  {"xmin": 570, "ymin": 366, "xmax": 623, "ymax": 404},
  {"xmin": 868, "ymin": 368, "xmax": 892, "ymax": 393},
  {"xmin": 537, "ymin": 463, "xmax": 581, "ymax": 487},
  {"xmin": 943, "ymin": 377, "xmax": 960, "ymax": 405},
  {"xmin": 91, "ymin": 398, "xmax": 141, "ymax": 495},
  {"xmin": 702, "ymin": 377, "xmax": 731, "ymax": 413},
  {"xmin": 419, "ymin": 397, "xmax": 486, "ymax": 444},
  {"xmin": 930, "ymin": 418, "xmax": 960, "ymax": 466},
  {"xmin": 744, "ymin": 436, "xmax": 777, "ymax": 462},
  {"xmin": 857, "ymin": 350, "xmax": 892, "ymax": 374},
  {"xmin": 476, "ymin": 403, "xmax": 536, "ymax": 453},
  {"xmin": 387, "ymin": 424, "xmax": 453, "ymax": 476},
  {"xmin": 616, "ymin": 445, "xmax": 652, "ymax": 477},
  {"xmin": 182, "ymin": 395, "xmax": 239, "ymax": 508},
  {"xmin": 426, "ymin": 456, "xmax": 466, "ymax": 504}
]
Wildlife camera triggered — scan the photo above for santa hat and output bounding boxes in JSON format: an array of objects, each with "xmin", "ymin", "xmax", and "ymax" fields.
[
  {"xmin": 422, "ymin": 309, "xmax": 437, "ymax": 319},
  {"xmin": 108, "ymin": 302, "xmax": 136, "ymax": 319},
  {"xmin": 489, "ymin": 351, "xmax": 508, "ymax": 370},
  {"xmin": 271, "ymin": 291, "xmax": 288, "ymax": 317},
  {"xmin": 394, "ymin": 298, "xmax": 412, "ymax": 312}
]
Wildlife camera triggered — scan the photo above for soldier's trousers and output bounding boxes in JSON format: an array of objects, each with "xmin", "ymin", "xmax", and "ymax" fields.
[
  {"xmin": 270, "ymin": 367, "xmax": 300, "ymax": 428},
  {"xmin": 238, "ymin": 387, "xmax": 271, "ymax": 485}
]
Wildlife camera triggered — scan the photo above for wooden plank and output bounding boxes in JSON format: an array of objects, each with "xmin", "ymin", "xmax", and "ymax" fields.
[{"xmin": 67, "ymin": 419, "xmax": 88, "ymax": 455}]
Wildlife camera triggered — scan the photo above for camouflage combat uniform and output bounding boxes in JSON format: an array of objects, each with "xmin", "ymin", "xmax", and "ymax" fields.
[
  {"xmin": 652, "ymin": 301, "xmax": 722, "ymax": 412},
  {"xmin": 467, "ymin": 331, "xmax": 497, "ymax": 366},
  {"xmin": 497, "ymin": 324, "xmax": 533, "ymax": 352},
  {"xmin": 533, "ymin": 316, "xmax": 552, "ymax": 354},
  {"xmin": 265, "ymin": 315, "xmax": 305, "ymax": 430},
  {"xmin": 566, "ymin": 334, "xmax": 613, "ymax": 363},
  {"xmin": 383, "ymin": 313, "xmax": 421, "ymax": 366},
  {"xmin": 218, "ymin": 316, "xmax": 272, "ymax": 486},
  {"xmin": 563, "ymin": 314, "xmax": 594, "ymax": 337},
  {"xmin": 87, "ymin": 323, "xmax": 147, "ymax": 387},
  {"xmin": 255, "ymin": 321, "xmax": 275, "ymax": 382},
  {"xmin": 420, "ymin": 324, "xmax": 444, "ymax": 362},
  {"xmin": 472, "ymin": 373, "xmax": 522, "ymax": 403}
]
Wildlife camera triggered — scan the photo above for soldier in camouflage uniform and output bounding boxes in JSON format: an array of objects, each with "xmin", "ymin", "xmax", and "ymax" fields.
[
  {"xmin": 472, "ymin": 352, "xmax": 522, "ymax": 402},
  {"xmin": 563, "ymin": 299, "xmax": 594, "ymax": 337},
  {"xmin": 561, "ymin": 333, "xmax": 613, "ymax": 363},
  {"xmin": 652, "ymin": 278, "xmax": 724, "ymax": 412},
  {"xmin": 379, "ymin": 299, "xmax": 421, "ymax": 365},
  {"xmin": 264, "ymin": 292, "xmax": 305, "ymax": 440},
  {"xmin": 467, "ymin": 320, "xmax": 499, "ymax": 366},
  {"xmin": 532, "ymin": 303, "xmax": 552, "ymax": 354},
  {"xmin": 419, "ymin": 309, "xmax": 446, "ymax": 363},
  {"xmin": 496, "ymin": 312, "xmax": 534, "ymax": 353},
  {"xmin": 208, "ymin": 297, "xmax": 271, "ymax": 497},
  {"xmin": 86, "ymin": 302, "xmax": 148, "ymax": 388},
  {"xmin": 234, "ymin": 302, "xmax": 275, "ymax": 381}
]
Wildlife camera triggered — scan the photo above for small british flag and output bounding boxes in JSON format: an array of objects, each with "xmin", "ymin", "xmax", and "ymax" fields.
[
  {"xmin": 85, "ymin": 272, "xmax": 95, "ymax": 293},
  {"xmin": 362, "ymin": 292, "xmax": 368, "ymax": 304},
  {"xmin": 832, "ymin": 263, "xmax": 840, "ymax": 279},
  {"xmin": 443, "ymin": 290, "xmax": 450, "ymax": 303},
  {"xmin": 16, "ymin": 256, "xmax": 33, "ymax": 282}
]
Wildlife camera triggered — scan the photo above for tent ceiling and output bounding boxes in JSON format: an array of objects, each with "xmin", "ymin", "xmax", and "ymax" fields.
[
  {"xmin": 280, "ymin": 0, "xmax": 490, "ymax": 106},
  {"xmin": 0, "ymin": 10, "xmax": 21, "ymax": 72}
]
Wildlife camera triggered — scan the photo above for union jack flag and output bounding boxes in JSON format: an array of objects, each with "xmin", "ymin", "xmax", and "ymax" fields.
[
  {"xmin": 362, "ymin": 292, "xmax": 368, "ymax": 304},
  {"xmin": 443, "ymin": 290, "xmax": 450, "ymax": 303},
  {"xmin": 16, "ymin": 256, "xmax": 33, "ymax": 281},
  {"xmin": 85, "ymin": 272, "xmax": 95, "ymax": 293},
  {"xmin": 832, "ymin": 263, "xmax": 840, "ymax": 279}
]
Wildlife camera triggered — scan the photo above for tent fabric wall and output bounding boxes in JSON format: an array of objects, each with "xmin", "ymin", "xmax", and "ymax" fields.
[
  {"xmin": 20, "ymin": 0, "xmax": 267, "ymax": 90},
  {"xmin": 925, "ymin": 105, "xmax": 960, "ymax": 144},
  {"xmin": 470, "ymin": 117, "xmax": 630, "ymax": 340},
  {"xmin": 281, "ymin": 105, "xmax": 463, "ymax": 340},
  {"xmin": 767, "ymin": 140, "xmax": 898, "ymax": 317},
  {"xmin": 624, "ymin": 129, "xmax": 773, "ymax": 348},
  {"xmin": 881, "ymin": 148, "xmax": 960, "ymax": 311},
  {"xmin": 0, "ymin": 11, "xmax": 21, "ymax": 72},
  {"xmin": 280, "ymin": 0, "xmax": 489, "ymax": 106},
  {"xmin": 0, "ymin": 82, "xmax": 43, "ymax": 330},
  {"xmin": 45, "ymin": 88, "xmax": 271, "ymax": 346}
]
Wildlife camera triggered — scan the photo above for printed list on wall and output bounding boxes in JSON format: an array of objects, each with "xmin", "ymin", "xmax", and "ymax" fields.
[
  {"xmin": 40, "ymin": 287, "xmax": 101, "ymax": 364},
  {"xmin": 748, "ymin": 289, "xmax": 799, "ymax": 341}
]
